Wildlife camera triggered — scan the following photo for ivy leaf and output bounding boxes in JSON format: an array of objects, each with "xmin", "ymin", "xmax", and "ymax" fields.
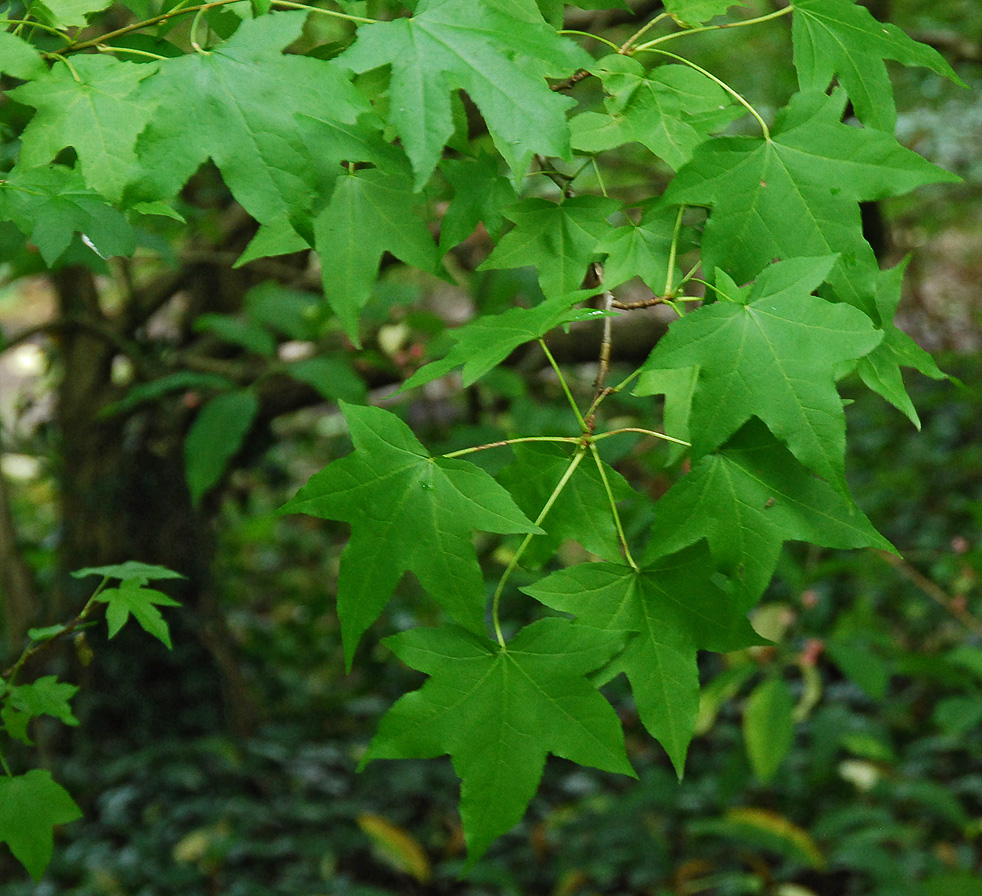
[
  {"xmin": 0, "ymin": 33, "xmax": 47, "ymax": 80},
  {"xmin": 130, "ymin": 12, "xmax": 368, "ymax": 223},
  {"xmin": 362, "ymin": 618, "xmax": 634, "ymax": 862},
  {"xmin": 856, "ymin": 259, "xmax": 946, "ymax": 428},
  {"xmin": 340, "ymin": 0, "xmax": 589, "ymax": 185},
  {"xmin": 791, "ymin": 0, "xmax": 964, "ymax": 132},
  {"xmin": 638, "ymin": 256, "xmax": 881, "ymax": 487},
  {"xmin": 280, "ymin": 403, "xmax": 541, "ymax": 666},
  {"xmin": 524, "ymin": 543, "xmax": 762, "ymax": 773},
  {"xmin": 184, "ymin": 389, "xmax": 259, "ymax": 505},
  {"xmin": 402, "ymin": 296, "xmax": 609, "ymax": 390},
  {"xmin": 664, "ymin": 90, "xmax": 959, "ymax": 313},
  {"xmin": 497, "ymin": 442, "xmax": 642, "ymax": 565},
  {"xmin": 641, "ymin": 420, "xmax": 894, "ymax": 605},
  {"xmin": 0, "ymin": 165, "xmax": 134, "ymax": 265},
  {"xmin": 571, "ymin": 58, "xmax": 739, "ymax": 170},
  {"xmin": 0, "ymin": 770, "xmax": 82, "ymax": 880},
  {"xmin": 664, "ymin": 0, "xmax": 744, "ymax": 26},
  {"xmin": 95, "ymin": 579, "xmax": 181, "ymax": 648},
  {"xmin": 11, "ymin": 56, "xmax": 158, "ymax": 202},
  {"xmin": 480, "ymin": 196, "xmax": 620, "ymax": 297},
  {"xmin": 312, "ymin": 169, "xmax": 439, "ymax": 343}
]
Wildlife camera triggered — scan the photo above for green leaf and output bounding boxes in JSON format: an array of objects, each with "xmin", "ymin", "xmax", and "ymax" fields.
[
  {"xmin": 363, "ymin": 618, "xmax": 634, "ymax": 862},
  {"xmin": 280, "ymin": 403, "xmax": 541, "ymax": 666},
  {"xmin": 285, "ymin": 357, "xmax": 366, "ymax": 403},
  {"xmin": 28, "ymin": 0, "xmax": 112, "ymax": 28},
  {"xmin": 599, "ymin": 199, "xmax": 685, "ymax": 293},
  {"xmin": 0, "ymin": 33, "xmax": 47, "ymax": 80},
  {"xmin": 71, "ymin": 561, "xmax": 185, "ymax": 581},
  {"xmin": 11, "ymin": 57, "xmax": 158, "ymax": 202},
  {"xmin": 340, "ymin": 0, "xmax": 589, "ymax": 185},
  {"xmin": 26, "ymin": 624, "xmax": 66, "ymax": 644},
  {"xmin": 791, "ymin": 0, "xmax": 964, "ymax": 132},
  {"xmin": 184, "ymin": 389, "xmax": 259, "ymax": 505},
  {"xmin": 497, "ymin": 442, "xmax": 642, "ymax": 564},
  {"xmin": 438, "ymin": 153, "xmax": 517, "ymax": 250},
  {"xmin": 571, "ymin": 57, "xmax": 739, "ymax": 170},
  {"xmin": 479, "ymin": 196, "xmax": 619, "ymax": 298},
  {"xmin": 402, "ymin": 296, "xmax": 609, "ymax": 390},
  {"xmin": 633, "ymin": 365, "xmax": 696, "ymax": 465},
  {"xmin": 743, "ymin": 676, "xmax": 794, "ymax": 783},
  {"xmin": 638, "ymin": 257, "xmax": 881, "ymax": 487},
  {"xmin": 100, "ymin": 372, "xmax": 235, "ymax": 418},
  {"xmin": 243, "ymin": 282, "xmax": 321, "ymax": 339},
  {"xmin": 194, "ymin": 314, "xmax": 277, "ymax": 358},
  {"xmin": 855, "ymin": 258, "xmax": 945, "ymax": 428},
  {"xmin": 524, "ymin": 544, "xmax": 761, "ymax": 773},
  {"xmin": 641, "ymin": 420, "xmax": 894, "ymax": 605},
  {"xmin": 235, "ymin": 218, "xmax": 309, "ymax": 267},
  {"xmin": 0, "ymin": 770, "xmax": 82, "ymax": 880},
  {"xmin": 313, "ymin": 168, "xmax": 439, "ymax": 344},
  {"xmin": 664, "ymin": 0, "xmax": 744, "ymax": 26},
  {"xmin": 6, "ymin": 676, "xmax": 79, "ymax": 727},
  {"xmin": 96, "ymin": 579, "xmax": 181, "ymax": 648},
  {"xmin": 664, "ymin": 90, "xmax": 959, "ymax": 312},
  {"xmin": 130, "ymin": 12, "xmax": 369, "ymax": 223},
  {"xmin": 0, "ymin": 165, "xmax": 134, "ymax": 265}
]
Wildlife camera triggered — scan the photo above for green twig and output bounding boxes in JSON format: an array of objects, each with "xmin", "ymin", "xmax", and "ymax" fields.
[
  {"xmin": 631, "ymin": 5, "xmax": 792, "ymax": 53},
  {"xmin": 593, "ymin": 427, "xmax": 690, "ymax": 447},
  {"xmin": 442, "ymin": 435, "xmax": 581, "ymax": 460},
  {"xmin": 539, "ymin": 339, "xmax": 587, "ymax": 431}
]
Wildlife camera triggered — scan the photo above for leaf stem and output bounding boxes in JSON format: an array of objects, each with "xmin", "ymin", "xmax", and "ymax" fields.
[
  {"xmin": 189, "ymin": 6, "xmax": 211, "ymax": 54},
  {"xmin": 689, "ymin": 277, "xmax": 735, "ymax": 302},
  {"xmin": 590, "ymin": 443, "xmax": 637, "ymax": 570},
  {"xmin": 270, "ymin": 0, "xmax": 375, "ymax": 24},
  {"xmin": 558, "ymin": 29, "xmax": 620, "ymax": 52},
  {"xmin": 664, "ymin": 206, "xmax": 686, "ymax": 295},
  {"xmin": 539, "ymin": 338, "xmax": 587, "ymax": 431},
  {"xmin": 442, "ymin": 435, "xmax": 581, "ymax": 459},
  {"xmin": 637, "ymin": 48, "xmax": 770, "ymax": 140},
  {"xmin": 97, "ymin": 44, "xmax": 167, "ymax": 60},
  {"xmin": 618, "ymin": 11, "xmax": 669, "ymax": 54},
  {"xmin": 0, "ymin": 17, "xmax": 66, "ymax": 37},
  {"xmin": 491, "ymin": 449, "xmax": 586, "ymax": 647},
  {"xmin": 631, "ymin": 5, "xmax": 792, "ymax": 53},
  {"xmin": 593, "ymin": 427, "xmax": 690, "ymax": 447}
]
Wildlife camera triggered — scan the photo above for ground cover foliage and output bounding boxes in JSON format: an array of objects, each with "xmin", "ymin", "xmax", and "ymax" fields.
[{"xmin": 1, "ymin": 0, "xmax": 980, "ymax": 891}]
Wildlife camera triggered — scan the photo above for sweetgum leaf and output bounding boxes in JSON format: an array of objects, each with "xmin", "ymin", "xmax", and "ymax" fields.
[
  {"xmin": 340, "ymin": 0, "xmax": 589, "ymax": 185},
  {"xmin": 401, "ymin": 295, "xmax": 609, "ymax": 390},
  {"xmin": 312, "ymin": 169, "xmax": 439, "ymax": 343},
  {"xmin": 11, "ymin": 56, "xmax": 158, "ymax": 202},
  {"xmin": 638, "ymin": 256, "xmax": 881, "ymax": 487},
  {"xmin": 0, "ymin": 770, "xmax": 82, "ymax": 880},
  {"xmin": 0, "ymin": 165, "xmax": 134, "ymax": 265},
  {"xmin": 664, "ymin": 0, "xmax": 744, "ymax": 26},
  {"xmin": 438, "ymin": 154, "xmax": 517, "ymax": 250},
  {"xmin": 71, "ymin": 561, "xmax": 184, "ymax": 582},
  {"xmin": 479, "ymin": 196, "xmax": 620, "ymax": 297},
  {"xmin": 497, "ymin": 443, "xmax": 642, "ymax": 565},
  {"xmin": 791, "ymin": 0, "xmax": 964, "ymax": 132},
  {"xmin": 571, "ymin": 58, "xmax": 739, "ymax": 170},
  {"xmin": 96, "ymin": 579, "xmax": 181, "ymax": 648},
  {"xmin": 664, "ymin": 90, "xmax": 959, "ymax": 314},
  {"xmin": 525, "ymin": 543, "xmax": 762, "ymax": 772},
  {"xmin": 130, "ymin": 12, "xmax": 369, "ymax": 224},
  {"xmin": 642, "ymin": 420, "xmax": 894, "ymax": 605},
  {"xmin": 856, "ymin": 259, "xmax": 945, "ymax": 428},
  {"xmin": 28, "ymin": 0, "xmax": 112, "ymax": 28},
  {"xmin": 363, "ymin": 618, "xmax": 634, "ymax": 862},
  {"xmin": 5, "ymin": 677, "xmax": 79, "ymax": 727},
  {"xmin": 280, "ymin": 403, "xmax": 541, "ymax": 666},
  {"xmin": 0, "ymin": 33, "xmax": 47, "ymax": 79},
  {"xmin": 598, "ymin": 199, "xmax": 686, "ymax": 293}
]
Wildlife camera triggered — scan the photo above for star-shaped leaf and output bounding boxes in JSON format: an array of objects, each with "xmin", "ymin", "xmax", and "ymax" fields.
[
  {"xmin": 340, "ymin": 0, "xmax": 589, "ymax": 185},
  {"xmin": 313, "ymin": 168, "xmax": 439, "ymax": 343},
  {"xmin": 479, "ymin": 196, "xmax": 620, "ymax": 297},
  {"xmin": 637, "ymin": 256, "xmax": 881, "ymax": 487},
  {"xmin": 642, "ymin": 420, "xmax": 894, "ymax": 605},
  {"xmin": 571, "ymin": 58, "xmax": 739, "ymax": 170},
  {"xmin": 0, "ymin": 770, "xmax": 82, "ymax": 880},
  {"xmin": 855, "ymin": 258, "xmax": 945, "ymax": 428},
  {"xmin": 0, "ymin": 33, "xmax": 47, "ymax": 80},
  {"xmin": 362, "ymin": 618, "xmax": 634, "ymax": 862},
  {"xmin": 664, "ymin": 89, "xmax": 959, "ymax": 313},
  {"xmin": 401, "ymin": 295, "xmax": 609, "ymax": 391},
  {"xmin": 438, "ymin": 153, "xmax": 517, "ymax": 250},
  {"xmin": 95, "ymin": 579, "xmax": 182, "ymax": 648},
  {"xmin": 28, "ymin": 0, "xmax": 112, "ymax": 29},
  {"xmin": 280, "ymin": 403, "xmax": 541, "ymax": 666},
  {"xmin": 791, "ymin": 0, "xmax": 964, "ymax": 132},
  {"xmin": 524, "ymin": 543, "xmax": 761, "ymax": 773},
  {"xmin": 130, "ymin": 12, "xmax": 369, "ymax": 223},
  {"xmin": 11, "ymin": 56, "xmax": 158, "ymax": 202},
  {"xmin": 599, "ymin": 199, "xmax": 688, "ymax": 293},
  {"xmin": 0, "ymin": 165, "xmax": 135, "ymax": 265},
  {"xmin": 664, "ymin": 0, "xmax": 745, "ymax": 26},
  {"xmin": 497, "ymin": 442, "xmax": 644, "ymax": 565}
]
